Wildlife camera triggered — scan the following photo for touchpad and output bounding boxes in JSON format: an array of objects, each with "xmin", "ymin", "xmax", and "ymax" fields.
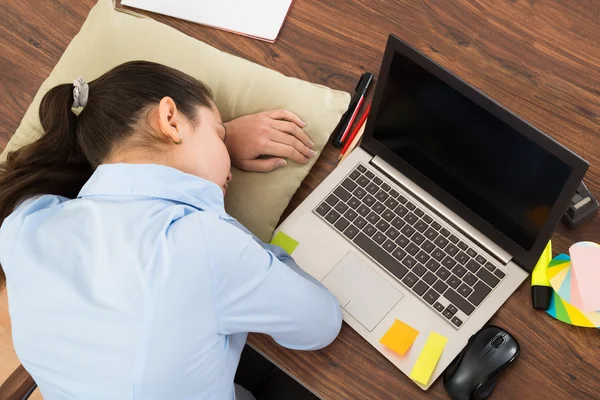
[{"xmin": 322, "ymin": 252, "xmax": 403, "ymax": 331}]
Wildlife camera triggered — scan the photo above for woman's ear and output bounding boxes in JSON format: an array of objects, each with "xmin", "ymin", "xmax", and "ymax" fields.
[{"xmin": 157, "ymin": 96, "xmax": 182, "ymax": 143}]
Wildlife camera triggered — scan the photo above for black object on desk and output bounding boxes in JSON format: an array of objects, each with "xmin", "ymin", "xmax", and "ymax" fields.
[
  {"xmin": 444, "ymin": 326, "xmax": 520, "ymax": 400},
  {"xmin": 331, "ymin": 72, "xmax": 373, "ymax": 148},
  {"xmin": 562, "ymin": 181, "xmax": 598, "ymax": 229}
]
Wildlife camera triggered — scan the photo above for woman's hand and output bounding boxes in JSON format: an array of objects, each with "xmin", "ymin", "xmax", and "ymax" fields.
[{"xmin": 223, "ymin": 110, "xmax": 316, "ymax": 172}]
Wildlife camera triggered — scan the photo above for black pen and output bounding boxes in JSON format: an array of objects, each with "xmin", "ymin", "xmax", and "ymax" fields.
[{"xmin": 332, "ymin": 72, "xmax": 374, "ymax": 148}]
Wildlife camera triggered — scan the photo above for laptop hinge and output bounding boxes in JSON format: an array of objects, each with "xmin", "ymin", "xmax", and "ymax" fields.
[{"xmin": 371, "ymin": 156, "xmax": 512, "ymax": 266}]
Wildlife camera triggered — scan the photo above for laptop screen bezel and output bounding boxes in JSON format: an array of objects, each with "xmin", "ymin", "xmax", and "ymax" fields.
[{"xmin": 361, "ymin": 34, "xmax": 588, "ymax": 272}]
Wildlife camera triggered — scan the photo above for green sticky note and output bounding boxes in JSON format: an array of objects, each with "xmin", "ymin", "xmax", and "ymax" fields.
[{"xmin": 270, "ymin": 231, "xmax": 299, "ymax": 255}]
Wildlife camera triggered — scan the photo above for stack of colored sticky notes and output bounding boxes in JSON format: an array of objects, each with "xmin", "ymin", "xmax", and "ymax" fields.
[
  {"xmin": 569, "ymin": 242, "xmax": 600, "ymax": 312},
  {"xmin": 409, "ymin": 332, "xmax": 448, "ymax": 385},
  {"xmin": 270, "ymin": 231, "xmax": 299, "ymax": 255},
  {"xmin": 379, "ymin": 319, "xmax": 420, "ymax": 356}
]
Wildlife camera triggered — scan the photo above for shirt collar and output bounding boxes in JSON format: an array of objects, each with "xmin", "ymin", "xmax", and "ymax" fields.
[{"xmin": 78, "ymin": 163, "xmax": 231, "ymax": 219}]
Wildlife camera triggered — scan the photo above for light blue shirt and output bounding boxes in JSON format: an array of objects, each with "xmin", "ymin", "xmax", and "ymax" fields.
[{"xmin": 0, "ymin": 163, "xmax": 342, "ymax": 400}]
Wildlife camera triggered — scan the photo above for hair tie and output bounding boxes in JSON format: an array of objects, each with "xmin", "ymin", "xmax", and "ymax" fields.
[{"xmin": 72, "ymin": 77, "xmax": 89, "ymax": 108}]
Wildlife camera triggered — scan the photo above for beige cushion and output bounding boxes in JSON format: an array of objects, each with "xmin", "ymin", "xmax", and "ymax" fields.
[{"xmin": 0, "ymin": 0, "xmax": 349, "ymax": 242}]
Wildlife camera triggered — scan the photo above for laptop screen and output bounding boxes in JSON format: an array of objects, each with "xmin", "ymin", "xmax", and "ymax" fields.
[{"xmin": 363, "ymin": 36, "xmax": 587, "ymax": 269}]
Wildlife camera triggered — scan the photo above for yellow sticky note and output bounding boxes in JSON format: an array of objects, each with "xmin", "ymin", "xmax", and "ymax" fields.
[
  {"xmin": 409, "ymin": 332, "xmax": 448, "ymax": 385},
  {"xmin": 379, "ymin": 319, "xmax": 420, "ymax": 356},
  {"xmin": 270, "ymin": 231, "xmax": 299, "ymax": 255}
]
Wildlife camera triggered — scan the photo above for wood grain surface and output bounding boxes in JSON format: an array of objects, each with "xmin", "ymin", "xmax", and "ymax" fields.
[{"xmin": 0, "ymin": 0, "xmax": 598, "ymax": 399}]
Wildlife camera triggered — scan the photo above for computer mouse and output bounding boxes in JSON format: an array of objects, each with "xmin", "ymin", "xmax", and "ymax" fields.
[{"xmin": 443, "ymin": 326, "xmax": 520, "ymax": 400}]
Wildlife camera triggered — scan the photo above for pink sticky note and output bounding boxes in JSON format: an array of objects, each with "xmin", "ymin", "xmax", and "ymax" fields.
[{"xmin": 570, "ymin": 243, "xmax": 600, "ymax": 312}]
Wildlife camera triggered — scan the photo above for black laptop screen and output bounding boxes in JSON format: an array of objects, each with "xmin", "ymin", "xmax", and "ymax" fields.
[{"xmin": 370, "ymin": 51, "xmax": 572, "ymax": 250}]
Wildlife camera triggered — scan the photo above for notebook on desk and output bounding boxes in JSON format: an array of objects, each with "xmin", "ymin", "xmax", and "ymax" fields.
[
  {"xmin": 273, "ymin": 34, "xmax": 588, "ymax": 389},
  {"xmin": 121, "ymin": 0, "xmax": 294, "ymax": 42}
]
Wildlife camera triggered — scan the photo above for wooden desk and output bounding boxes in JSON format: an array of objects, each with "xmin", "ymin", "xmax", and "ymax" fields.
[{"xmin": 1, "ymin": 1, "xmax": 599, "ymax": 399}]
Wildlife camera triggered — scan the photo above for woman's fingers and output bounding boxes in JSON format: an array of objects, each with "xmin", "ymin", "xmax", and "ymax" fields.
[
  {"xmin": 270, "ymin": 130, "xmax": 316, "ymax": 159},
  {"xmin": 265, "ymin": 109, "xmax": 306, "ymax": 127},
  {"xmin": 264, "ymin": 141, "xmax": 311, "ymax": 164},
  {"xmin": 239, "ymin": 158, "xmax": 287, "ymax": 172},
  {"xmin": 270, "ymin": 119, "xmax": 314, "ymax": 149}
]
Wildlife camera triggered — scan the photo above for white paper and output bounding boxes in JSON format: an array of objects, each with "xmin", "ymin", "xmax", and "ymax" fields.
[{"xmin": 122, "ymin": 0, "xmax": 293, "ymax": 42}]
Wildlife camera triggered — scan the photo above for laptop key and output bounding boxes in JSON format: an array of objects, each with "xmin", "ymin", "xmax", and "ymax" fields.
[
  {"xmin": 373, "ymin": 177, "xmax": 383, "ymax": 185},
  {"xmin": 349, "ymin": 169, "xmax": 361, "ymax": 180},
  {"xmin": 353, "ymin": 233, "xmax": 409, "ymax": 280},
  {"xmin": 316, "ymin": 203, "xmax": 331, "ymax": 216},
  {"xmin": 475, "ymin": 255, "xmax": 486, "ymax": 264},
  {"xmin": 465, "ymin": 259, "xmax": 480, "ymax": 273},
  {"xmin": 363, "ymin": 194, "xmax": 376, "ymax": 206},
  {"xmin": 468, "ymin": 281, "xmax": 492, "ymax": 306},
  {"xmin": 413, "ymin": 280, "xmax": 428, "ymax": 296},
  {"xmin": 325, "ymin": 210, "xmax": 341, "ymax": 224},
  {"xmin": 442, "ymin": 308, "xmax": 454, "ymax": 320},
  {"xmin": 416, "ymin": 251, "xmax": 430, "ymax": 264},
  {"xmin": 391, "ymin": 217, "xmax": 406, "ymax": 230},
  {"xmin": 384, "ymin": 198, "xmax": 399, "ymax": 210},
  {"xmin": 440, "ymin": 228, "xmax": 450, "ymax": 237},
  {"xmin": 457, "ymin": 241, "xmax": 468, "ymax": 250},
  {"xmin": 433, "ymin": 301, "xmax": 445, "ymax": 312},
  {"xmin": 423, "ymin": 289, "xmax": 440, "ymax": 305},
  {"xmin": 395, "ymin": 234, "xmax": 410, "ymax": 248},
  {"xmin": 426, "ymin": 259, "xmax": 441, "ymax": 272},
  {"xmin": 456, "ymin": 252, "xmax": 469, "ymax": 265},
  {"xmin": 334, "ymin": 202, "xmax": 348, "ymax": 214},
  {"xmin": 466, "ymin": 248, "xmax": 477, "ymax": 258},
  {"xmin": 477, "ymin": 268, "xmax": 500, "ymax": 287},
  {"xmin": 405, "ymin": 212, "xmax": 418, "ymax": 225},
  {"xmin": 464, "ymin": 272, "xmax": 477, "ymax": 286},
  {"xmin": 414, "ymin": 208, "xmax": 425, "ymax": 217},
  {"xmin": 402, "ymin": 256, "xmax": 417, "ymax": 269},
  {"xmin": 400, "ymin": 225, "xmax": 415, "ymax": 238},
  {"xmin": 347, "ymin": 197, "xmax": 360, "ymax": 209},
  {"xmin": 458, "ymin": 283, "xmax": 473, "ymax": 298},
  {"xmin": 402, "ymin": 272, "xmax": 418, "ymax": 288},
  {"xmin": 356, "ymin": 175, "xmax": 370, "ymax": 187},
  {"xmin": 413, "ymin": 264, "xmax": 427, "ymax": 277},
  {"xmin": 354, "ymin": 217, "xmax": 367, "ymax": 229},
  {"xmin": 414, "ymin": 221, "xmax": 428, "ymax": 233},
  {"xmin": 365, "ymin": 170, "xmax": 375, "ymax": 179},
  {"xmin": 395, "ymin": 204, "xmax": 408, "ymax": 217},
  {"xmin": 334, "ymin": 217, "xmax": 350, "ymax": 232},
  {"xmin": 381, "ymin": 182, "xmax": 391, "ymax": 191},
  {"xmin": 434, "ymin": 236, "xmax": 449, "ymax": 249},
  {"xmin": 364, "ymin": 224, "xmax": 377, "ymax": 237},
  {"xmin": 451, "ymin": 316, "xmax": 463, "ymax": 327},
  {"xmin": 432, "ymin": 249, "xmax": 445, "ymax": 261},
  {"xmin": 406, "ymin": 243, "xmax": 420, "ymax": 256},
  {"xmin": 406, "ymin": 202, "xmax": 416, "ymax": 211},
  {"xmin": 436, "ymin": 267, "xmax": 451, "ymax": 280},
  {"xmin": 385, "ymin": 227, "xmax": 399, "ymax": 240},
  {"xmin": 373, "ymin": 232, "xmax": 386, "ymax": 245},
  {"xmin": 423, "ymin": 271, "xmax": 437, "ymax": 285},
  {"xmin": 447, "ymin": 274, "xmax": 461, "ymax": 289},
  {"xmin": 389, "ymin": 189, "xmax": 399, "ymax": 198},
  {"xmin": 367, "ymin": 212, "xmax": 380, "ymax": 224},
  {"xmin": 357, "ymin": 205, "xmax": 370, "ymax": 217},
  {"xmin": 373, "ymin": 202, "xmax": 385, "ymax": 214},
  {"xmin": 444, "ymin": 288, "xmax": 475, "ymax": 315},
  {"xmin": 484, "ymin": 262, "xmax": 496, "ymax": 272},
  {"xmin": 422, "ymin": 240, "xmax": 435, "ymax": 253},
  {"xmin": 448, "ymin": 234, "xmax": 459, "ymax": 244},
  {"xmin": 423, "ymin": 215, "xmax": 433, "ymax": 224},
  {"xmin": 376, "ymin": 220, "xmax": 390, "ymax": 233},
  {"xmin": 442, "ymin": 256, "xmax": 456, "ymax": 269},
  {"xmin": 342, "ymin": 178, "xmax": 357, "ymax": 192},
  {"xmin": 344, "ymin": 209, "xmax": 358, "ymax": 222},
  {"xmin": 398, "ymin": 195, "xmax": 408, "ymax": 204},
  {"xmin": 433, "ymin": 280, "xmax": 448, "ymax": 294},
  {"xmin": 343, "ymin": 225, "xmax": 359, "ymax": 239},
  {"xmin": 383, "ymin": 239, "xmax": 396, "ymax": 253},
  {"xmin": 375, "ymin": 190, "xmax": 389, "ymax": 202},
  {"xmin": 494, "ymin": 269, "xmax": 505, "ymax": 279},
  {"xmin": 334, "ymin": 186, "xmax": 351, "ymax": 202},
  {"xmin": 453, "ymin": 265, "xmax": 467, "ymax": 278},
  {"xmin": 445, "ymin": 244, "xmax": 459, "ymax": 257},
  {"xmin": 392, "ymin": 248, "xmax": 407, "ymax": 261},
  {"xmin": 412, "ymin": 233, "xmax": 425, "ymax": 245},
  {"xmin": 382, "ymin": 209, "xmax": 395, "ymax": 222},
  {"xmin": 431, "ymin": 221, "xmax": 442, "ymax": 230},
  {"xmin": 325, "ymin": 194, "xmax": 339, "ymax": 206},
  {"xmin": 424, "ymin": 228, "xmax": 438, "ymax": 241},
  {"xmin": 354, "ymin": 188, "xmax": 366, "ymax": 199},
  {"xmin": 366, "ymin": 183, "xmax": 378, "ymax": 194},
  {"xmin": 357, "ymin": 164, "xmax": 366, "ymax": 173}
]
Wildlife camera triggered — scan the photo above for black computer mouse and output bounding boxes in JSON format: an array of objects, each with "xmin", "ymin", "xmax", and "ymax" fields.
[{"xmin": 443, "ymin": 326, "xmax": 520, "ymax": 400}]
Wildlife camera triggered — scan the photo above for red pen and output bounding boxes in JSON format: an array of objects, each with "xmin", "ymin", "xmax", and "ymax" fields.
[
  {"xmin": 339, "ymin": 102, "xmax": 371, "ymax": 158},
  {"xmin": 332, "ymin": 73, "xmax": 374, "ymax": 147}
]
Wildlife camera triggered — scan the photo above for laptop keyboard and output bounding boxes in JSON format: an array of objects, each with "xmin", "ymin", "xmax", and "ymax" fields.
[{"xmin": 314, "ymin": 163, "xmax": 507, "ymax": 329}]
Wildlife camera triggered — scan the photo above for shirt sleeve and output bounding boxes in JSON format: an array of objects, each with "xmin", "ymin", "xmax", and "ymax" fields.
[{"xmin": 201, "ymin": 214, "xmax": 342, "ymax": 351}]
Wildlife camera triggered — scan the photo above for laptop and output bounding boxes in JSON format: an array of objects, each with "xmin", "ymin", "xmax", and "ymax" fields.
[{"xmin": 274, "ymin": 34, "xmax": 588, "ymax": 389}]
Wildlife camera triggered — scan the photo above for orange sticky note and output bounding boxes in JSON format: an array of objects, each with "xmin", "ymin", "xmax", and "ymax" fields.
[
  {"xmin": 379, "ymin": 319, "xmax": 420, "ymax": 356},
  {"xmin": 409, "ymin": 331, "xmax": 448, "ymax": 385}
]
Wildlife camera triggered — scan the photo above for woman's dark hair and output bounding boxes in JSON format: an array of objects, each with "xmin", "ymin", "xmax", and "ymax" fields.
[{"xmin": 0, "ymin": 61, "xmax": 213, "ymax": 285}]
